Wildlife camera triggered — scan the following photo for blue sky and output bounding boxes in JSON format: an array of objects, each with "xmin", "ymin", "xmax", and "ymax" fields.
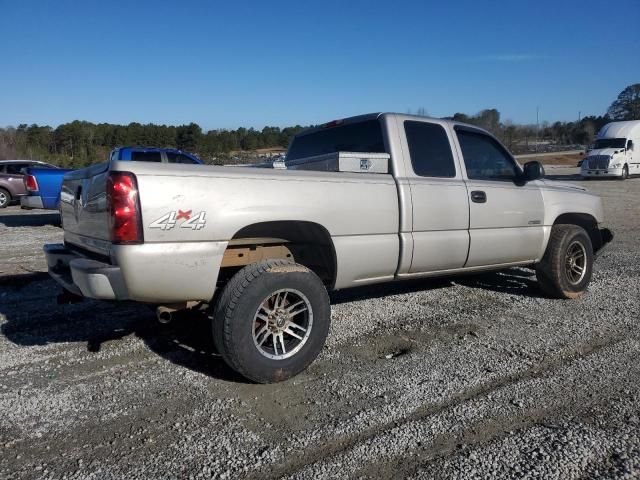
[{"xmin": 1, "ymin": 0, "xmax": 638, "ymax": 129}]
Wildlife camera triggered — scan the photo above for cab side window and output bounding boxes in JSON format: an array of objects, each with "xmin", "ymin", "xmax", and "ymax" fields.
[
  {"xmin": 166, "ymin": 152, "xmax": 199, "ymax": 164},
  {"xmin": 404, "ymin": 121, "xmax": 456, "ymax": 177},
  {"xmin": 456, "ymin": 129, "xmax": 518, "ymax": 181}
]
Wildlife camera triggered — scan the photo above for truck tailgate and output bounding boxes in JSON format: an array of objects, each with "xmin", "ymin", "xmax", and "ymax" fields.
[{"xmin": 60, "ymin": 162, "xmax": 111, "ymax": 254}]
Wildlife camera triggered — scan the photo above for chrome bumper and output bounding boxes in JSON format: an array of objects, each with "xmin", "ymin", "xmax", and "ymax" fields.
[
  {"xmin": 44, "ymin": 240, "xmax": 226, "ymax": 303},
  {"xmin": 581, "ymin": 168, "xmax": 623, "ymax": 178},
  {"xmin": 44, "ymin": 243, "xmax": 126, "ymax": 300}
]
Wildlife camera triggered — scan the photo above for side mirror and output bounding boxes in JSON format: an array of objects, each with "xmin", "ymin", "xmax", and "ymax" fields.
[
  {"xmin": 628, "ymin": 141, "xmax": 634, "ymax": 151},
  {"xmin": 522, "ymin": 161, "xmax": 545, "ymax": 182}
]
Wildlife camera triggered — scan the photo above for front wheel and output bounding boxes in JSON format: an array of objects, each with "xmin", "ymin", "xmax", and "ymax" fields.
[
  {"xmin": 212, "ymin": 259, "xmax": 330, "ymax": 383},
  {"xmin": 536, "ymin": 224, "xmax": 594, "ymax": 299},
  {"xmin": 620, "ymin": 165, "xmax": 629, "ymax": 180}
]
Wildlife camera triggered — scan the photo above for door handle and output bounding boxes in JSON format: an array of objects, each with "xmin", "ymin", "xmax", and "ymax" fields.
[{"xmin": 470, "ymin": 191, "xmax": 487, "ymax": 203}]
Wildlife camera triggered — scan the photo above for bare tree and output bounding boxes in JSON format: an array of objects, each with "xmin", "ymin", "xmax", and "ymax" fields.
[{"xmin": 607, "ymin": 84, "xmax": 640, "ymax": 120}]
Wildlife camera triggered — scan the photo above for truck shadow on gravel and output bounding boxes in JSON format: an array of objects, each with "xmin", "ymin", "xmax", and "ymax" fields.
[
  {"xmin": 1, "ymin": 267, "xmax": 543, "ymax": 382},
  {"xmin": 0, "ymin": 275, "xmax": 245, "ymax": 383},
  {"xmin": 456, "ymin": 268, "xmax": 544, "ymax": 298},
  {"xmin": 0, "ymin": 212, "xmax": 61, "ymax": 227},
  {"xmin": 330, "ymin": 267, "xmax": 543, "ymax": 303}
]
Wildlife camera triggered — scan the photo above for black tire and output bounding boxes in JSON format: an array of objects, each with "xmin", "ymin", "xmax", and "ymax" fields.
[
  {"xmin": 212, "ymin": 259, "xmax": 330, "ymax": 383},
  {"xmin": 0, "ymin": 188, "xmax": 10, "ymax": 208},
  {"xmin": 620, "ymin": 165, "xmax": 629, "ymax": 180},
  {"xmin": 535, "ymin": 224, "xmax": 593, "ymax": 299}
]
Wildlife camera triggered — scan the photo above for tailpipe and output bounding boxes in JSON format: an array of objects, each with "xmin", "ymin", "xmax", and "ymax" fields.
[
  {"xmin": 156, "ymin": 306, "xmax": 173, "ymax": 324},
  {"xmin": 155, "ymin": 301, "xmax": 201, "ymax": 324}
]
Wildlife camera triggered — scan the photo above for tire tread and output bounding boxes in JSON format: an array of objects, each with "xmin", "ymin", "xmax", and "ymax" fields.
[
  {"xmin": 213, "ymin": 259, "xmax": 325, "ymax": 383},
  {"xmin": 536, "ymin": 224, "xmax": 593, "ymax": 299}
]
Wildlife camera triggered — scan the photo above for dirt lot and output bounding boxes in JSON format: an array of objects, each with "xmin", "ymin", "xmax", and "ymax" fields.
[
  {"xmin": 516, "ymin": 151, "xmax": 584, "ymax": 166},
  {"xmin": 1, "ymin": 168, "xmax": 639, "ymax": 479}
]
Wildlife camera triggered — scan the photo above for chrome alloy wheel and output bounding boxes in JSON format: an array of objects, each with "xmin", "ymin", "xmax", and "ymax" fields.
[
  {"xmin": 0, "ymin": 191, "xmax": 7, "ymax": 207},
  {"xmin": 252, "ymin": 288, "xmax": 313, "ymax": 360},
  {"xmin": 565, "ymin": 241, "xmax": 587, "ymax": 285}
]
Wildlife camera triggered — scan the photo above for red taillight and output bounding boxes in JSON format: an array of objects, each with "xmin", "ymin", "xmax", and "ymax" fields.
[
  {"xmin": 106, "ymin": 172, "xmax": 143, "ymax": 244},
  {"xmin": 25, "ymin": 175, "xmax": 39, "ymax": 192}
]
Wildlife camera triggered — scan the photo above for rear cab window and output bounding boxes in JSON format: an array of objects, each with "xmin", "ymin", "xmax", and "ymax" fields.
[
  {"xmin": 287, "ymin": 119, "xmax": 385, "ymax": 161},
  {"xmin": 131, "ymin": 151, "xmax": 162, "ymax": 162},
  {"xmin": 166, "ymin": 152, "xmax": 199, "ymax": 164}
]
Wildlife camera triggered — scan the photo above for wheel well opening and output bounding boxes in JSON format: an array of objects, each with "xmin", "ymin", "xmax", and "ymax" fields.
[
  {"xmin": 220, "ymin": 221, "xmax": 337, "ymax": 289},
  {"xmin": 554, "ymin": 213, "xmax": 603, "ymax": 251}
]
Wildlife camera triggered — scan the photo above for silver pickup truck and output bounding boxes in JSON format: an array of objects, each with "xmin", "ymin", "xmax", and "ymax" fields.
[{"xmin": 45, "ymin": 113, "xmax": 613, "ymax": 383}]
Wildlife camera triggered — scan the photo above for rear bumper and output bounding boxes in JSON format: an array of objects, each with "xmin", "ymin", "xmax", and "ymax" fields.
[
  {"xmin": 44, "ymin": 240, "xmax": 227, "ymax": 303},
  {"xmin": 44, "ymin": 244, "xmax": 126, "ymax": 299},
  {"xmin": 20, "ymin": 195, "xmax": 44, "ymax": 209}
]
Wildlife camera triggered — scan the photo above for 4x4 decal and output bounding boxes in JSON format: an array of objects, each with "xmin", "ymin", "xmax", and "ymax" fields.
[{"xmin": 150, "ymin": 210, "xmax": 206, "ymax": 230}]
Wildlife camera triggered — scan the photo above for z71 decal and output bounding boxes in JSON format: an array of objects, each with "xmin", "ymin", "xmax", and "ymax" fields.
[{"xmin": 150, "ymin": 210, "xmax": 207, "ymax": 231}]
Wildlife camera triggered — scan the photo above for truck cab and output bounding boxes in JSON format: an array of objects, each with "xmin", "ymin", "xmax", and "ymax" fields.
[{"xmin": 581, "ymin": 120, "xmax": 640, "ymax": 179}]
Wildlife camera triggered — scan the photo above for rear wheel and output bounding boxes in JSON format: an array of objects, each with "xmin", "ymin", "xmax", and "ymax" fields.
[
  {"xmin": 212, "ymin": 259, "xmax": 330, "ymax": 383},
  {"xmin": 0, "ymin": 188, "xmax": 10, "ymax": 208},
  {"xmin": 536, "ymin": 224, "xmax": 593, "ymax": 299}
]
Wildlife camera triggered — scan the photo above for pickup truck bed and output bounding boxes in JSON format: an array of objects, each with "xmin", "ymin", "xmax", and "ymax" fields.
[
  {"xmin": 49, "ymin": 160, "xmax": 399, "ymax": 301},
  {"xmin": 21, "ymin": 166, "xmax": 74, "ymax": 210}
]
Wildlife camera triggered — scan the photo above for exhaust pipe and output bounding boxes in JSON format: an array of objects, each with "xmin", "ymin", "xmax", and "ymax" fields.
[
  {"xmin": 156, "ymin": 306, "xmax": 173, "ymax": 324},
  {"xmin": 156, "ymin": 301, "xmax": 200, "ymax": 324}
]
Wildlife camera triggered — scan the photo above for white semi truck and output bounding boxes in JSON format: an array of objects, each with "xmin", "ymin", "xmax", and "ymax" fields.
[{"xmin": 581, "ymin": 120, "xmax": 640, "ymax": 179}]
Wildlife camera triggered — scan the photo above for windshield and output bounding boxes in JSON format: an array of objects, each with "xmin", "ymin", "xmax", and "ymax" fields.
[
  {"xmin": 593, "ymin": 138, "xmax": 627, "ymax": 149},
  {"xmin": 287, "ymin": 119, "xmax": 385, "ymax": 161}
]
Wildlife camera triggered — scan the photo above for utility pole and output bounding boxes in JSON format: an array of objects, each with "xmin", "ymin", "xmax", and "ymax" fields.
[{"xmin": 536, "ymin": 105, "xmax": 540, "ymax": 153}]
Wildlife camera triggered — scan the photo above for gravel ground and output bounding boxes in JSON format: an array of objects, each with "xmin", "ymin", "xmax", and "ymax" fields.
[{"xmin": 1, "ymin": 168, "xmax": 639, "ymax": 479}]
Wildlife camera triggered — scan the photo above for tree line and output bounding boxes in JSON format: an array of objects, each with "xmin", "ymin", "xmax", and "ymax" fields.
[
  {"xmin": 1, "ymin": 83, "xmax": 638, "ymax": 169},
  {"xmin": 0, "ymin": 122, "xmax": 305, "ymax": 168},
  {"xmin": 447, "ymin": 108, "xmax": 611, "ymax": 153}
]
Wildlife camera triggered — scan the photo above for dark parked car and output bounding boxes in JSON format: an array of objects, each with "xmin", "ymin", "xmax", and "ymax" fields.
[{"xmin": 0, "ymin": 160, "xmax": 59, "ymax": 208}]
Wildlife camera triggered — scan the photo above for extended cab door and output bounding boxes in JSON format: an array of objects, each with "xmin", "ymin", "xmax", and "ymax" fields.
[
  {"xmin": 454, "ymin": 126, "xmax": 545, "ymax": 267},
  {"xmin": 399, "ymin": 118, "xmax": 470, "ymax": 273}
]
